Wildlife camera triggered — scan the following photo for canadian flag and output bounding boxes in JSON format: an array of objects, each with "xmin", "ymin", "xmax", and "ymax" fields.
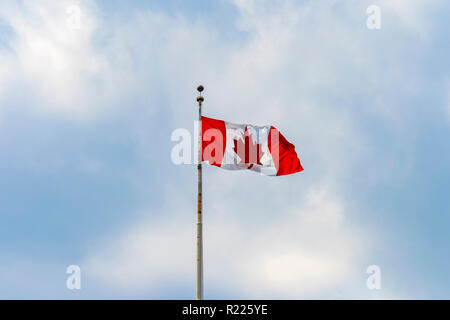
[{"xmin": 202, "ymin": 116, "xmax": 303, "ymax": 176}]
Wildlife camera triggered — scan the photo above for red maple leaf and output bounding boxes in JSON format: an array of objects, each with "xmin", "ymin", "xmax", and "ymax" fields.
[{"xmin": 233, "ymin": 126, "xmax": 264, "ymax": 169}]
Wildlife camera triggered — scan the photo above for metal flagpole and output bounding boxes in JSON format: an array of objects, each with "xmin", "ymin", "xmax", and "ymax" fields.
[{"xmin": 196, "ymin": 85, "xmax": 204, "ymax": 300}]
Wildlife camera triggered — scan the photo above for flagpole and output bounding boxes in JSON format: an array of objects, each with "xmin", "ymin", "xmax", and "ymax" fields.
[{"xmin": 196, "ymin": 85, "xmax": 204, "ymax": 300}]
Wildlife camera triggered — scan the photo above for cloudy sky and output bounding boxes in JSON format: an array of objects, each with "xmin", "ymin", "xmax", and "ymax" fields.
[{"xmin": 0, "ymin": 0, "xmax": 449, "ymax": 299}]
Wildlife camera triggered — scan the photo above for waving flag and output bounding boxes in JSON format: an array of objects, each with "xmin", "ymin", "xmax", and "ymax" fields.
[
  {"xmin": 193, "ymin": 85, "xmax": 304, "ymax": 300},
  {"xmin": 201, "ymin": 116, "xmax": 303, "ymax": 176}
]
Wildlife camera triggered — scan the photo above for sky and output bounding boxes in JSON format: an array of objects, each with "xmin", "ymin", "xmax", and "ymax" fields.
[{"xmin": 0, "ymin": 0, "xmax": 449, "ymax": 299}]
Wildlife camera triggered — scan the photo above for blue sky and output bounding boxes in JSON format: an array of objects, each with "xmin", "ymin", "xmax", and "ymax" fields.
[{"xmin": 0, "ymin": 0, "xmax": 449, "ymax": 299}]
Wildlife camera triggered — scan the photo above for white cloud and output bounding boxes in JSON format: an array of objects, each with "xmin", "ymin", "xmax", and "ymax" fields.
[
  {"xmin": 0, "ymin": 1, "xmax": 109, "ymax": 117},
  {"xmin": 446, "ymin": 78, "xmax": 450, "ymax": 120},
  {"xmin": 85, "ymin": 186, "xmax": 360, "ymax": 298},
  {"xmin": 206, "ymin": 186, "xmax": 359, "ymax": 298},
  {"xmin": 379, "ymin": 0, "xmax": 445, "ymax": 38},
  {"xmin": 0, "ymin": 1, "xmax": 236, "ymax": 123},
  {"xmin": 85, "ymin": 211, "xmax": 195, "ymax": 292}
]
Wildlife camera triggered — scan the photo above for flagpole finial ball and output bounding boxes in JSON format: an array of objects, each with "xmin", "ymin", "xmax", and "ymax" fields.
[
  {"xmin": 197, "ymin": 96, "xmax": 204, "ymax": 102},
  {"xmin": 197, "ymin": 85, "xmax": 204, "ymax": 93}
]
